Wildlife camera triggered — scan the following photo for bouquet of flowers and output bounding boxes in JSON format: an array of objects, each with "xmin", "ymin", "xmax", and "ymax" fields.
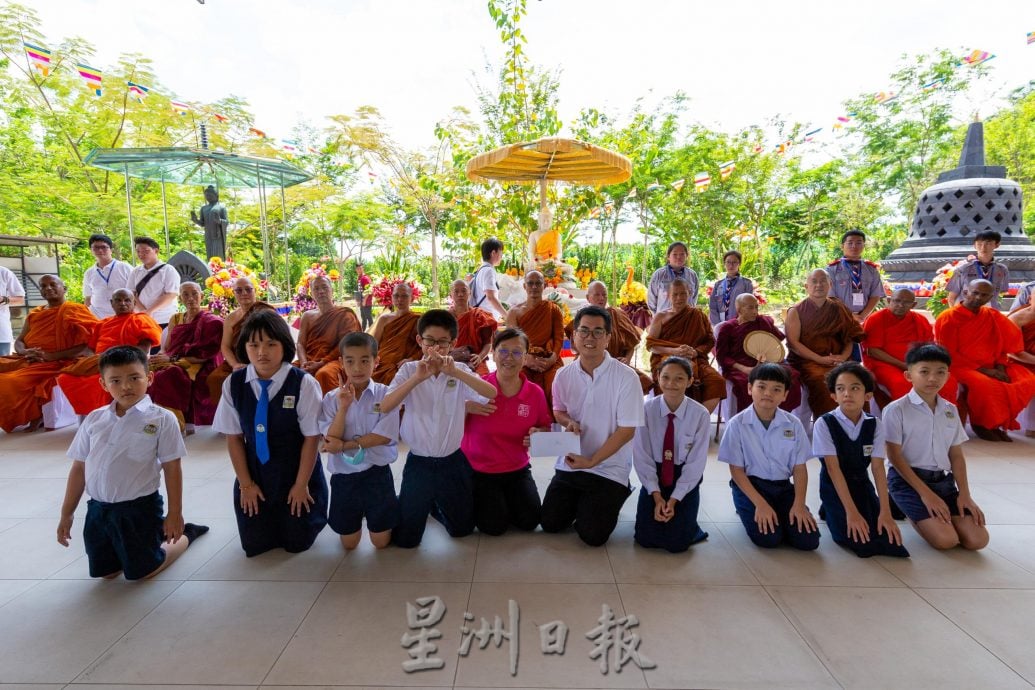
[
  {"xmin": 370, "ymin": 276, "xmax": 422, "ymax": 309},
  {"xmin": 927, "ymin": 258, "xmax": 966, "ymax": 317},
  {"xmin": 293, "ymin": 263, "xmax": 341, "ymax": 314},
  {"xmin": 618, "ymin": 266, "xmax": 652, "ymax": 328},
  {"xmin": 203, "ymin": 257, "xmax": 266, "ymax": 317},
  {"xmin": 574, "ymin": 266, "xmax": 598, "ymax": 289},
  {"xmin": 546, "ymin": 288, "xmax": 574, "ymax": 325}
]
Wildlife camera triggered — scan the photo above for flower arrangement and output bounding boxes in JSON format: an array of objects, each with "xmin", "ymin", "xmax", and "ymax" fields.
[
  {"xmin": 370, "ymin": 276, "xmax": 422, "ymax": 309},
  {"xmin": 574, "ymin": 266, "xmax": 598, "ymax": 289},
  {"xmin": 539, "ymin": 260, "xmax": 574, "ymax": 288},
  {"xmin": 203, "ymin": 257, "xmax": 265, "ymax": 317},
  {"xmin": 926, "ymin": 258, "xmax": 965, "ymax": 317},
  {"xmin": 618, "ymin": 266, "xmax": 652, "ymax": 328},
  {"xmin": 292, "ymin": 262, "xmax": 341, "ymax": 314},
  {"xmin": 546, "ymin": 289, "xmax": 574, "ymax": 325},
  {"xmin": 504, "ymin": 266, "xmax": 521, "ymax": 278}
]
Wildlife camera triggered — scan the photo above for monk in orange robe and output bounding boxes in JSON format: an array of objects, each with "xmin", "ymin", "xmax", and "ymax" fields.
[
  {"xmin": 646, "ymin": 278, "xmax": 726, "ymax": 412},
  {"xmin": 371, "ymin": 281, "xmax": 422, "ymax": 384},
  {"xmin": 1008, "ymin": 287, "xmax": 1035, "ymax": 364},
  {"xmin": 568, "ymin": 281, "xmax": 653, "ymax": 392},
  {"xmin": 0, "ymin": 275, "xmax": 97, "ymax": 432},
  {"xmin": 297, "ymin": 276, "xmax": 361, "ymax": 393},
  {"xmin": 56, "ymin": 288, "xmax": 162, "ymax": 415},
  {"xmin": 785, "ymin": 269, "xmax": 864, "ymax": 416},
  {"xmin": 506, "ymin": 270, "xmax": 564, "ymax": 409},
  {"xmin": 863, "ymin": 288, "xmax": 958, "ymax": 405},
  {"xmin": 448, "ymin": 279, "xmax": 497, "ymax": 376},
  {"xmin": 207, "ymin": 277, "xmax": 276, "ymax": 404},
  {"xmin": 935, "ymin": 279, "xmax": 1035, "ymax": 441}
]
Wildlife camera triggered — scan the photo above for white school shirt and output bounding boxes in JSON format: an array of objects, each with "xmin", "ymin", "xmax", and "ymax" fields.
[
  {"xmin": 718, "ymin": 406, "xmax": 810, "ymax": 480},
  {"xmin": 129, "ymin": 261, "xmax": 180, "ymax": 324},
  {"xmin": 67, "ymin": 395, "xmax": 186, "ymax": 503},
  {"xmin": 472, "ymin": 262, "xmax": 504, "ymax": 319},
  {"xmin": 319, "ymin": 381, "xmax": 400, "ymax": 474},
  {"xmin": 82, "ymin": 259, "xmax": 133, "ymax": 319},
  {"xmin": 388, "ymin": 360, "xmax": 480, "ymax": 457},
  {"xmin": 551, "ymin": 352, "xmax": 645, "ymax": 485},
  {"xmin": 0, "ymin": 266, "xmax": 25, "ymax": 343},
  {"xmin": 811, "ymin": 408, "xmax": 886, "ymax": 460},
  {"xmin": 212, "ymin": 362, "xmax": 323, "ymax": 437},
  {"xmin": 633, "ymin": 395, "xmax": 710, "ymax": 502},
  {"xmin": 881, "ymin": 389, "xmax": 967, "ymax": 473}
]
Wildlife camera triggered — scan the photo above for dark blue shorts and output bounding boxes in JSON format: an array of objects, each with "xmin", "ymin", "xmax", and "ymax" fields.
[
  {"xmin": 328, "ymin": 464, "xmax": 400, "ymax": 535},
  {"xmin": 887, "ymin": 467, "xmax": 961, "ymax": 523},
  {"xmin": 84, "ymin": 491, "xmax": 165, "ymax": 580}
]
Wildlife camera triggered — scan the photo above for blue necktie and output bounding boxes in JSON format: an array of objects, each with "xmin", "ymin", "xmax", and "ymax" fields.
[{"xmin": 255, "ymin": 379, "xmax": 272, "ymax": 464}]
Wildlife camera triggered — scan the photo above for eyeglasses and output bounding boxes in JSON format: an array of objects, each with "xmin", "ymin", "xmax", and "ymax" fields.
[
  {"xmin": 495, "ymin": 348, "xmax": 526, "ymax": 359},
  {"xmin": 90, "ymin": 245, "xmax": 111, "ymax": 252},
  {"xmin": 421, "ymin": 337, "xmax": 452, "ymax": 348},
  {"xmin": 575, "ymin": 327, "xmax": 607, "ymax": 339}
]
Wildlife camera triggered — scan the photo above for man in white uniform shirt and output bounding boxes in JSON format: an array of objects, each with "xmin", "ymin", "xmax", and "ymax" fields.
[
  {"xmin": 129, "ymin": 236, "xmax": 180, "ymax": 329},
  {"xmin": 0, "ymin": 264, "xmax": 26, "ymax": 355},
  {"xmin": 82, "ymin": 233, "xmax": 133, "ymax": 319}
]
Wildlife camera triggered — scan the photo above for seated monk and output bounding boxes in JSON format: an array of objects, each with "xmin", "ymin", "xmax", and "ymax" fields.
[
  {"xmin": 448, "ymin": 279, "xmax": 496, "ymax": 376},
  {"xmin": 935, "ymin": 279, "xmax": 1035, "ymax": 442},
  {"xmin": 0, "ymin": 275, "xmax": 97, "ymax": 432},
  {"xmin": 371, "ymin": 281, "xmax": 422, "ymax": 384},
  {"xmin": 863, "ymin": 288, "xmax": 957, "ymax": 405},
  {"xmin": 298, "ymin": 276, "xmax": 361, "ymax": 393},
  {"xmin": 506, "ymin": 270, "xmax": 564, "ymax": 409},
  {"xmin": 646, "ymin": 278, "xmax": 726, "ymax": 413},
  {"xmin": 149, "ymin": 282, "xmax": 224, "ymax": 431},
  {"xmin": 1008, "ymin": 287, "xmax": 1035, "ymax": 365},
  {"xmin": 55, "ymin": 288, "xmax": 162, "ymax": 415},
  {"xmin": 715, "ymin": 293, "xmax": 801, "ymax": 412},
  {"xmin": 207, "ymin": 277, "xmax": 276, "ymax": 404},
  {"xmin": 785, "ymin": 269, "xmax": 864, "ymax": 416},
  {"xmin": 566, "ymin": 281, "xmax": 653, "ymax": 393}
]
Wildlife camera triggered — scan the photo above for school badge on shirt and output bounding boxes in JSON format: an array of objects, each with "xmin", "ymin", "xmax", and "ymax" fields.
[
  {"xmin": 945, "ymin": 410, "xmax": 954, "ymax": 419},
  {"xmin": 282, "ymin": 395, "xmax": 296, "ymax": 409},
  {"xmin": 446, "ymin": 378, "xmax": 458, "ymax": 388},
  {"xmin": 863, "ymin": 445, "xmax": 874, "ymax": 457},
  {"xmin": 373, "ymin": 403, "xmax": 382, "ymax": 414},
  {"xmin": 517, "ymin": 403, "xmax": 530, "ymax": 418},
  {"xmin": 783, "ymin": 429, "xmax": 794, "ymax": 439},
  {"xmin": 142, "ymin": 424, "xmax": 158, "ymax": 435}
]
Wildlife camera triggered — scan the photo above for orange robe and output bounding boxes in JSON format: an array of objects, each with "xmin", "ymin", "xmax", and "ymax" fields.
[
  {"xmin": 863, "ymin": 309, "xmax": 957, "ymax": 404},
  {"xmin": 0, "ymin": 302, "xmax": 97, "ymax": 431},
  {"xmin": 371, "ymin": 311, "xmax": 422, "ymax": 384},
  {"xmin": 207, "ymin": 302, "xmax": 277, "ymax": 404},
  {"xmin": 452, "ymin": 307, "xmax": 497, "ymax": 376},
  {"xmin": 56, "ymin": 313, "xmax": 162, "ymax": 415},
  {"xmin": 646, "ymin": 307, "xmax": 726, "ymax": 403},
  {"xmin": 300, "ymin": 306, "xmax": 361, "ymax": 393},
  {"xmin": 517, "ymin": 300, "xmax": 565, "ymax": 409},
  {"xmin": 935, "ymin": 305, "xmax": 1035, "ymax": 430},
  {"xmin": 787, "ymin": 297, "xmax": 864, "ymax": 416}
]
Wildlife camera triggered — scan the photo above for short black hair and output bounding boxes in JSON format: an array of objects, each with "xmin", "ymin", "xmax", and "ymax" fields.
[
  {"xmin": 974, "ymin": 230, "xmax": 1002, "ymax": 244},
  {"xmin": 480, "ymin": 237, "xmax": 504, "ymax": 262},
  {"xmin": 493, "ymin": 327, "xmax": 528, "ymax": 350},
  {"xmin": 666, "ymin": 241, "xmax": 688, "ymax": 257},
  {"xmin": 99, "ymin": 345, "xmax": 149, "ymax": 374},
  {"xmin": 340, "ymin": 331, "xmax": 378, "ymax": 357},
  {"xmin": 749, "ymin": 362, "xmax": 791, "ymax": 388},
  {"xmin": 906, "ymin": 342, "xmax": 951, "ymax": 367},
  {"xmin": 417, "ymin": 309, "xmax": 458, "ymax": 340},
  {"xmin": 134, "ymin": 236, "xmax": 160, "ymax": 250},
  {"xmin": 841, "ymin": 229, "xmax": 866, "ymax": 243},
  {"xmin": 826, "ymin": 361, "xmax": 874, "ymax": 393},
  {"xmin": 88, "ymin": 233, "xmax": 113, "ymax": 249},
  {"xmin": 573, "ymin": 304, "xmax": 612, "ymax": 334},
  {"xmin": 723, "ymin": 249, "xmax": 742, "ymax": 263},
  {"xmin": 659, "ymin": 356, "xmax": 694, "ymax": 380},
  {"xmin": 235, "ymin": 310, "xmax": 295, "ymax": 364}
]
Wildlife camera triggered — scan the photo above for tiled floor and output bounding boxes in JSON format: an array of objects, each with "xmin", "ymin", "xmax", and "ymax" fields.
[{"xmin": 2, "ymin": 424, "xmax": 1035, "ymax": 689}]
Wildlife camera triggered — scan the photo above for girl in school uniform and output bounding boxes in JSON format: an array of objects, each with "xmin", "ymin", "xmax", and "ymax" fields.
[
  {"xmin": 213, "ymin": 310, "xmax": 328, "ymax": 557},
  {"xmin": 632, "ymin": 356, "xmax": 710, "ymax": 552}
]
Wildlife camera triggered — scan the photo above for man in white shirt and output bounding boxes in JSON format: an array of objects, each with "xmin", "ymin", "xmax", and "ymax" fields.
[
  {"xmin": 541, "ymin": 305, "xmax": 645, "ymax": 546},
  {"xmin": 129, "ymin": 236, "xmax": 180, "ymax": 328},
  {"xmin": 470, "ymin": 237, "xmax": 507, "ymax": 319},
  {"xmin": 0, "ymin": 264, "xmax": 26, "ymax": 355},
  {"xmin": 82, "ymin": 233, "xmax": 133, "ymax": 319}
]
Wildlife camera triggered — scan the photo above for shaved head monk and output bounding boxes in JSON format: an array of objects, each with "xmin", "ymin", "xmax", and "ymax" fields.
[
  {"xmin": 863, "ymin": 288, "xmax": 957, "ymax": 405},
  {"xmin": 298, "ymin": 275, "xmax": 361, "ymax": 393},
  {"xmin": 935, "ymin": 279, "xmax": 1035, "ymax": 442},
  {"xmin": 0, "ymin": 274, "xmax": 97, "ymax": 431},
  {"xmin": 506, "ymin": 271, "xmax": 565, "ymax": 409},
  {"xmin": 785, "ymin": 269, "xmax": 864, "ymax": 416},
  {"xmin": 371, "ymin": 281, "xmax": 422, "ymax": 384},
  {"xmin": 207, "ymin": 276, "xmax": 276, "ymax": 405},
  {"xmin": 448, "ymin": 279, "xmax": 497, "ymax": 376}
]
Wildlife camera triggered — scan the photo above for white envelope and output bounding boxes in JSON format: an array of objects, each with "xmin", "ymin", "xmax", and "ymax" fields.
[{"xmin": 529, "ymin": 431, "xmax": 582, "ymax": 457}]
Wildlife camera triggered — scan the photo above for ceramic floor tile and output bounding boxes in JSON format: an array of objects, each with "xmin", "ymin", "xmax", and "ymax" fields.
[
  {"xmin": 472, "ymin": 530, "xmax": 616, "ymax": 583},
  {"xmin": 76, "ymin": 580, "xmax": 325, "ymax": 686},
  {"xmin": 965, "ymin": 484, "xmax": 1035, "ymax": 525},
  {"xmin": 0, "ymin": 478, "xmax": 67, "ymax": 518},
  {"xmin": 769, "ymin": 586, "xmax": 1031, "ymax": 689},
  {"xmin": 0, "ymin": 518, "xmax": 87, "ymax": 579},
  {"xmin": 0, "ymin": 579, "xmax": 38, "ymax": 608},
  {"xmin": 331, "ymin": 520, "xmax": 478, "ymax": 583},
  {"xmin": 189, "ymin": 524, "xmax": 344, "ymax": 581},
  {"xmin": 0, "ymin": 518, "xmax": 22, "ymax": 534},
  {"xmin": 264, "ymin": 581, "xmax": 470, "ymax": 687},
  {"xmin": 715, "ymin": 522, "xmax": 906, "ymax": 587},
  {"xmin": 181, "ymin": 476, "xmax": 246, "ymax": 519},
  {"xmin": 0, "ymin": 579, "xmax": 180, "ymax": 684},
  {"xmin": 617, "ymin": 584, "xmax": 838, "ymax": 689},
  {"xmin": 68, "ymin": 686, "xmax": 256, "ymax": 690},
  {"xmin": 454, "ymin": 582, "xmax": 646, "ymax": 688},
  {"xmin": 918, "ymin": 588, "xmax": 1035, "ymax": 685},
  {"xmin": 0, "ymin": 685, "xmax": 66, "ymax": 689},
  {"xmin": 697, "ymin": 485, "xmax": 739, "ymax": 522},
  {"xmin": 876, "ymin": 528, "xmax": 1035, "ymax": 588},
  {"xmin": 983, "ymin": 524, "xmax": 1035, "ymax": 574},
  {"xmin": 605, "ymin": 522, "xmax": 758, "ymax": 586}
]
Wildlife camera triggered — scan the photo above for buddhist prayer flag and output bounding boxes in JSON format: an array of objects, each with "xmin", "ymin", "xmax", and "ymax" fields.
[
  {"xmin": 922, "ymin": 78, "xmax": 945, "ymax": 92},
  {"xmin": 626, "ymin": 187, "xmax": 637, "ymax": 199},
  {"xmin": 961, "ymin": 49, "xmax": 994, "ymax": 66},
  {"xmin": 248, "ymin": 127, "xmax": 267, "ymax": 138},
  {"xmin": 212, "ymin": 112, "xmax": 229, "ymax": 123},
  {"xmin": 1028, "ymin": 31, "xmax": 1035, "ymax": 45},
  {"xmin": 23, "ymin": 43, "xmax": 52, "ymax": 76},
  {"xmin": 671, "ymin": 179, "xmax": 685, "ymax": 191},
  {"xmin": 588, "ymin": 207, "xmax": 601, "ymax": 219},
  {"xmin": 718, "ymin": 161, "xmax": 735, "ymax": 180},
  {"xmin": 775, "ymin": 141, "xmax": 792, "ymax": 155},
  {"xmin": 604, "ymin": 202, "xmax": 615, "ymax": 213},
  {"xmin": 751, "ymin": 144, "xmax": 764, "ymax": 155},
  {"xmin": 281, "ymin": 139, "xmax": 298, "ymax": 153},
  {"xmin": 170, "ymin": 100, "xmax": 191, "ymax": 115},
  {"xmin": 693, "ymin": 172, "xmax": 711, "ymax": 192},
  {"xmin": 832, "ymin": 115, "xmax": 851, "ymax": 131},
  {"xmin": 874, "ymin": 91, "xmax": 897, "ymax": 104},
  {"xmin": 75, "ymin": 63, "xmax": 102, "ymax": 96},
  {"xmin": 127, "ymin": 81, "xmax": 149, "ymax": 102},
  {"xmin": 646, "ymin": 181, "xmax": 662, "ymax": 192},
  {"xmin": 803, "ymin": 128, "xmax": 822, "ymax": 143}
]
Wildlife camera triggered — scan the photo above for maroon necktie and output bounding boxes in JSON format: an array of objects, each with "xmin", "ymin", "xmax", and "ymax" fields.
[{"xmin": 661, "ymin": 412, "xmax": 675, "ymax": 488}]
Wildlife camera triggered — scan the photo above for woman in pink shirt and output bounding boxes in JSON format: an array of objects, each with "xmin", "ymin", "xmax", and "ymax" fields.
[{"xmin": 462, "ymin": 328, "xmax": 553, "ymax": 534}]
